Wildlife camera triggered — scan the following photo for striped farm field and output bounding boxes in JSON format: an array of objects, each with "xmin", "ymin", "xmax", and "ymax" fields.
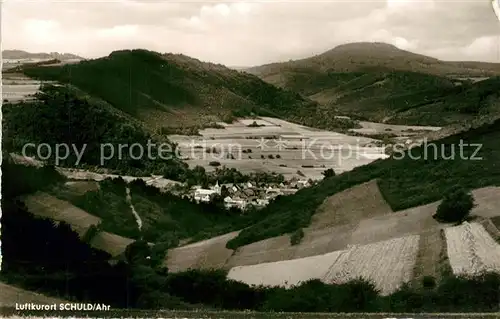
[
  {"xmin": 444, "ymin": 222, "xmax": 500, "ymax": 276},
  {"xmin": 228, "ymin": 235, "xmax": 420, "ymax": 295},
  {"xmin": 323, "ymin": 235, "xmax": 420, "ymax": 295}
]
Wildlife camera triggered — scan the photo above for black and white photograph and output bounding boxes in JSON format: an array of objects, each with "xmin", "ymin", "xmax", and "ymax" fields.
[{"xmin": 1, "ymin": 0, "xmax": 500, "ymax": 318}]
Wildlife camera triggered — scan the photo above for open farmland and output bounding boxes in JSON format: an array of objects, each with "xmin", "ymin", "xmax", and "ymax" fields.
[
  {"xmin": 166, "ymin": 231, "xmax": 241, "ymax": 272},
  {"xmin": 56, "ymin": 168, "xmax": 180, "ymax": 188},
  {"xmin": 311, "ymin": 180, "xmax": 392, "ymax": 230},
  {"xmin": 21, "ymin": 192, "xmax": 101, "ymax": 237},
  {"xmin": 324, "ymin": 235, "xmax": 420, "ymax": 295},
  {"xmin": 170, "ymin": 117, "xmax": 389, "ymax": 180},
  {"xmin": 2, "ymin": 73, "xmax": 53, "ymax": 103},
  {"xmin": 227, "ymin": 250, "xmax": 346, "ymax": 288},
  {"xmin": 166, "ymin": 184, "xmax": 500, "ymax": 272},
  {"xmin": 89, "ymin": 231, "xmax": 135, "ymax": 257},
  {"xmin": 445, "ymin": 222, "xmax": 500, "ymax": 276},
  {"xmin": 228, "ymin": 234, "xmax": 420, "ymax": 295},
  {"xmin": 349, "ymin": 120, "xmax": 442, "ymax": 137},
  {"xmin": 0, "ymin": 282, "xmax": 66, "ymax": 307}
]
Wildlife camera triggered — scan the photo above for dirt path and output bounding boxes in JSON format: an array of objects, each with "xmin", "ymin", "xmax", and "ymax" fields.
[{"xmin": 125, "ymin": 187, "xmax": 142, "ymax": 231}]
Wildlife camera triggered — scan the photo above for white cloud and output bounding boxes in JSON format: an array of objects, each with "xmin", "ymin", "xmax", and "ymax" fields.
[{"xmin": 2, "ymin": 0, "xmax": 498, "ymax": 65}]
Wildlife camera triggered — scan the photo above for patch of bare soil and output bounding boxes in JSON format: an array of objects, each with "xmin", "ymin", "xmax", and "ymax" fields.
[
  {"xmin": 311, "ymin": 180, "xmax": 393, "ymax": 230},
  {"xmin": 166, "ymin": 231, "xmax": 240, "ymax": 273},
  {"xmin": 0, "ymin": 282, "xmax": 66, "ymax": 306},
  {"xmin": 89, "ymin": 231, "xmax": 135, "ymax": 257},
  {"xmin": 410, "ymin": 229, "xmax": 447, "ymax": 288}
]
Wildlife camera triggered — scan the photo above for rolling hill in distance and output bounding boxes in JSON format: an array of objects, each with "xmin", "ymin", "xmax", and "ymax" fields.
[{"xmin": 2, "ymin": 49, "xmax": 84, "ymax": 60}]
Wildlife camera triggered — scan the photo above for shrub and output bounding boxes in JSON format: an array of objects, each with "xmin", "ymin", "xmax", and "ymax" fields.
[
  {"xmin": 322, "ymin": 168, "xmax": 336, "ymax": 178},
  {"xmin": 268, "ymin": 154, "xmax": 274, "ymax": 159},
  {"xmin": 276, "ymin": 154, "xmax": 281, "ymax": 159},
  {"xmin": 422, "ymin": 276, "xmax": 436, "ymax": 289},
  {"xmin": 290, "ymin": 228, "xmax": 304, "ymax": 245},
  {"xmin": 433, "ymin": 187, "xmax": 475, "ymax": 223},
  {"xmin": 209, "ymin": 161, "xmax": 221, "ymax": 167}
]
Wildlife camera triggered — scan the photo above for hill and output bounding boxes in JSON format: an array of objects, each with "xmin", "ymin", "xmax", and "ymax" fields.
[
  {"xmin": 2, "ymin": 49, "xmax": 83, "ymax": 60},
  {"xmin": 246, "ymin": 42, "xmax": 500, "ymax": 84},
  {"xmin": 246, "ymin": 42, "xmax": 500, "ymax": 126},
  {"xmin": 20, "ymin": 49, "xmax": 357, "ymax": 133}
]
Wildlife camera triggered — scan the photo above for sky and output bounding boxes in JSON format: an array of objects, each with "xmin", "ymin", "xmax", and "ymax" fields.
[{"xmin": 2, "ymin": 0, "xmax": 500, "ymax": 66}]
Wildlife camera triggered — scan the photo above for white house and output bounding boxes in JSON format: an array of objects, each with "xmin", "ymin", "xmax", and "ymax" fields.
[
  {"xmin": 224, "ymin": 196, "xmax": 246, "ymax": 210},
  {"xmin": 194, "ymin": 189, "xmax": 217, "ymax": 202}
]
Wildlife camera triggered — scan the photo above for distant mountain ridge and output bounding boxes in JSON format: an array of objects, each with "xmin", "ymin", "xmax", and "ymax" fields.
[
  {"xmin": 244, "ymin": 42, "xmax": 500, "ymax": 126},
  {"xmin": 246, "ymin": 42, "xmax": 500, "ymax": 81},
  {"xmin": 2, "ymin": 49, "xmax": 83, "ymax": 60}
]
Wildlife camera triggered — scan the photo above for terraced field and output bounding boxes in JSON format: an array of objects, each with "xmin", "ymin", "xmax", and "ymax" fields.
[
  {"xmin": 166, "ymin": 184, "xmax": 500, "ymax": 272},
  {"xmin": 444, "ymin": 222, "xmax": 500, "ymax": 276}
]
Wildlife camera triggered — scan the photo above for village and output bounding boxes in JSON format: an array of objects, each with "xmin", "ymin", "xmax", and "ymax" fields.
[{"xmin": 188, "ymin": 178, "xmax": 314, "ymax": 210}]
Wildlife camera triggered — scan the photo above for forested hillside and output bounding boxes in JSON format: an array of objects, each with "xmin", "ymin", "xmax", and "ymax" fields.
[{"xmin": 21, "ymin": 49, "xmax": 357, "ymax": 132}]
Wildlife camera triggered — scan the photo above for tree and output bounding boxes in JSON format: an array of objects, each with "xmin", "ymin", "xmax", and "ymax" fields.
[
  {"xmin": 322, "ymin": 168, "xmax": 336, "ymax": 178},
  {"xmin": 433, "ymin": 187, "xmax": 475, "ymax": 223},
  {"xmin": 125, "ymin": 239, "xmax": 152, "ymax": 265}
]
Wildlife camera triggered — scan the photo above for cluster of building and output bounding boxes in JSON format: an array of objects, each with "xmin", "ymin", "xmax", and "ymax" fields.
[{"xmin": 190, "ymin": 179, "xmax": 313, "ymax": 210}]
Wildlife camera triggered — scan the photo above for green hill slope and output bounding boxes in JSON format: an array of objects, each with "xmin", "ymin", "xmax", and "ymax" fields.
[
  {"xmin": 20, "ymin": 49, "xmax": 357, "ymax": 132},
  {"xmin": 226, "ymin": 118, "xmax": 500, "ymax": 249},
  {"xmin": 312, "ymin": 72, "xmax": 500, "ymax": 126},
  {"xmin": 246, "ymin": 42, "xmax": 500, "ymax": 126}
]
